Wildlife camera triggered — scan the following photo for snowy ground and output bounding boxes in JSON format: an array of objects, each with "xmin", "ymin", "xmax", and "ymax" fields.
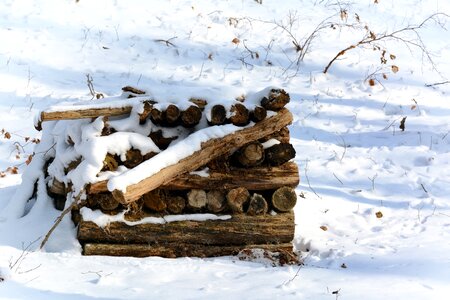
[{"xmin": 1, "ymin": 0, "xmax": 449, "ymax": 299}]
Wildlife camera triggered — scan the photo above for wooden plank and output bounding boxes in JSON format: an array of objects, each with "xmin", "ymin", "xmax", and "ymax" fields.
[
  {"xmin": 83, "ymin": 242, "xmax": 293, "ymax": 258},
  {"xmin": 86, "ymin": 162, "xmax": 299, "ymax": 194},
  {"xmin": 77, "ymin": 211, "xmax": 294, "ymax": 246},
  {"xmin": 111, "ymin": 108, "xmax": 293, "ymax": 204},
  {"xmin": 36, "ymin": 106, "xmax": 133, "ymax": 130}
]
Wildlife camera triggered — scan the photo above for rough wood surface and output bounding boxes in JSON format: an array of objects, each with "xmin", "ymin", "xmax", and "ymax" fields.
[
  {"xmin": 260, "ymin": 127, "xmax": 290, "ymax": 144},
  {"xmin": 265, "ymin": 143, "xmax": 296, "ymax": 166},
  {"xmin": 226, "ymin": 187, "xmax": 250, "ymax": 213},
  {"xmin": 111, "ymin": 108, "xmax": 293, "ymax": 204},
  {"xmin": 142, "ymin": 190, "xmax": 167, "ymax": 212},
  {"xmin": 48, "ymin": 179, "xmax": 66, "ymax": 195},
  {"xmin": 122, "ymin": 86, "xmax": 146, "ymax": 95},
  {"xmin": 261, "ymin": 89, "xmax": 290, "ymax": 111},
  {"xmin": 236, "ymin": 142, "xmax": 265, "ymax": 167},
  {"xmin": 271, "ymin": 186, "xmax": 297, "ymax": 212},
  {"xmin": 123, "ymin": 149, "xmax": 143, "ymax": 169},
  {"xmin": 83, "ymin": 242, "xmax": 293, "ymax": 258},
  {"xmin": 187, "ymin": 189, "xmax": 207, "ymax": 210},
  {"xmin": 247, "ymin": 193, "xmax": 268, "ymax": 216},
  {"xmin": 166, "ymin": 195, "xmax": 186, "ymax": 214},
  {"xmin": 92, "ymin": 193, "xmax": 120, "ymax": 211},
  {"xmin": 229, "ymin": 103, "xmax": 249, "ymax": 126},
  {"xmin": 250, "ymin": 106, "xmax": 267, "ymax": 123},
  {"xmin": 36, "ymin": 106, "xmax": 133, "ymax": 130},
  {"xmin": 163, "ymin": 104, "xmax": 181, "ymax": 126},
  {"xmin": 87, "ymin": 162, "xmax": 300, "ymax": 194},
  {"xmin": 209, "ymin": 105, "xmax": 227, "ymax": 125},
  {"xmin": 78, "ymin": 211, "xmax": 294, "ymax": 246},
  {"xmin": 206, "ymin": 190, "xmax": 226, "ymax": 213},
  {"xmin": 149, "ymin": 130, "xmax": 177, "ymax": 150},
  {"xmin": 181, "ymin": 105, "xmax": 202, "ymax": 127}
]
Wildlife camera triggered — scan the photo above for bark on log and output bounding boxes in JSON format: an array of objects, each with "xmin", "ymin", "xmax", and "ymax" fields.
[
  {"xmin": 189, "ymin": 98, "xmax": 207, "ymax": 110},
  {"xmin": 247, "ymin": 193, "xmax": 268, "ymax": 216},
  {"xmin": 36, "ymin": 107, "xmax": 133, "ymax": 130},
  {"xmin": 260, "ymin": 89, "xmax": 290, "ymax": 111},
  {"xmin": 48, "ymin": 179, "xmax": 66, "ymax": 195},
  {"xmin": 236, "ymin": 142, "xmax": 265, "ymax": 167},
  {"xmin": 226, "ymin": 187, "xmax": 250, "ymax": 213},
  {"xmin": 260, "ymin": 127, "xmax": 290, "ymax": 144},
  {"xmin": 271, "ymin": 186, "xmax": 297, "ymax": 212},
  {"xmin": 78, "ymin": 211, "xmax": 294, "ymax": 246},
  {"xmin": 142, "ymin": 190, "xmax": 167, "ymax": 212},
  {"xmin": 209, "ymin": 105, "xmax": 227, "ymax": 125},
  {"xmin": 166, "ymin": 195, "xmax": 186, "ymax": 214},
  {"xmin": 122, "ymin": 86, "xmax": 146, "ymax": 95},
  {"xmin": 83, "ymin": 242, "xmax": 293, "ymax": 258},
  {"xmin": 206, "ymin": 155, "xmax": 230, "ymax": 171},
  {"xmin": 123, "ymin": 149, "xmax": 143, "ymax": 169},
  {"xmin": 138, "ymin": 101, "xmax": 156, "ymax": 124},
  {"xmin": 206, "ymin": 190, "xmax": 226, "ymax": 213},
  {"xmin": 187, "ymin": 189, "xmax": 207, "ymax": 211},
  {"xmin": 111, "ymin": 108, "xmax": 293, "ymax": 204},
  {"xmin": 181, "ymin": 105, "xmax": 202, "ymax": 127},
  {"xmin": 229, "ymin": 103, "xmax": 249, "ymax": 126},
  {"xmin": 102, "ymin": 154, "xmax": 119, "ymax": 172},
  {"xmin": 250, "ymin": 106, "xmax": 267, "ymax": 123},
  {"xmin": 163, "ymin": 104, "xmax": 181, "ymax": 126},
  {"xmin": 91, "ymin": 193, "xmax": 120, "ymax": 211},
  {"xmin": 87, "ymin": 162, "xmax": 299, "ymax": 194},
  {"xmin": 150, "ymin": 108, "xmax": 163, "ymax": 125},
  {"xmin": 265, "ymin": 143, "xmax": 296, "ymax": 166},
  {"xmin": 149, "ymin": 130, "xmax": 177, "ymax": 150}
]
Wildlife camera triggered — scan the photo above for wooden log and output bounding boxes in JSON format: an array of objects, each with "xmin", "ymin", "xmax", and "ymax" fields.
[
  {"xmin": 124, "ymin": 199, "xmax": 144, "ymax": 222},
  {"xmin": 166, "ymin": 195, "xmax": 186, "ymax": 214},
  {"xmin": 163, "ymin": 104, "xmax": 180, "ymax": 126},
  {"xmin": 36, "ymin": 106, "xmax": 133, "ymax": 130},
  {"xmin": 247, "ymin": 193, "xmax": 268, "ymax": 216},
  {"xmin": 261, "ymin": 89, "xmax": 290, "ymax": 111},
  {"xmin": 260, "ymin": 127, "xmax": 290, "ymax": 144},
  {"xmin": 181, "ymin": 105, "xmax": 202, "ymax": 127},
  {"xmin": 229, "ymin": 103, "xmax": 249, "ymax": 126},
  {"xmin": 206, "ymin": 190, "xmax": 226, "ymax": 213},
  {"xmin": 189, "ymin": 98, "xmax": 207, "ymax": 110},
  {"xmin": 250, "ymin": 106, "xmax": 267, "ymax": 123},
  {"xmin": 206, "ymin": 155, "xmax": 230, "ymax": 171},
  {"xmin": 102, "ymin": 154, "xmax": 119, "ymax": 172},
  {"xmin": 53, "ymin": 195, "xmax": 67, "ymax": 211},
  {"xmin": 187, "ymin": 189, "xmax": 207, "ymax": 211},
  {"xmin": 122, "ymin": 86, "xmax": 146, "ymax": 95},
  {"xmin": 91, "ymin": 193, "xmax": 120, "ymax": 211},
  {"xmin": 271, "ymin": 186, "xmax": 297, "ymax": 212},
  {"xmin": 226, "ymin": 187, "xmax": 250, "ymax": 213},
  {"xmin": 87, "ymin": 162, "xmax": 299, "ymax": 194},
  {"xmin": 138, "ymin": 101, "xmax": 156, "ymax": 124},
  {"xmin": 48, "ymin": 179, "xmax": 66, "ymax": 195},
  {"xmin": 235, "ymin": 142, "xmax": 265, "ymax": 167},
  {"xmin": 77, "ymin": 211, "xmax": 294, "ymax": 246},
  {"xmin": 149, "ymin": 130, "xmax": 177, "ymax": 150},
  {"xmin": 265, "ymin": 143, "xmax": 296, "ymax": 166},
  {"xmin": 209, "ymin": 105, "xmax": 227, "ymax": 125},
  {"xmin": 83, "ymin": 242, "xmax": 293, "ymax": 258},
  {"xmin": 123, "ymin": 149, "xmax": 143, "ymax": 169},
  {"xmin": 111, "ymin": 108, "xmax": 293, "ymax": 204},
  {"xmin": 149, "ymin": 108, "xmax": 163, "ymax": 125},
  {"xmin": 142, "ymin": 189, "xmax": 167, "ymax": 212}
]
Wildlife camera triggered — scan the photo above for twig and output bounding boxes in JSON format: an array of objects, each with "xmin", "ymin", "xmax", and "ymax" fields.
[
  {"xmin": 425, "ymin": 80, "xmax": 449, "ymax": 87},
  {"xmin": 420, "ymin": 183, "xmax": 428, "ymax": 194},
  {"xmin": 368, "ymin": 173, "xmax": 378, "ymax": 191},
  {"xmin": 40, "ymin": 198, "xmax": 87, "ymax": 250},
  {"xmin": 304, "ymin": 160, "xmax": 322, "ymax": 199},
  {"xmin": 333, "ymin": 173, "xmax": 343, "ymax": 185},
  {"xmin": 154, "ymin": 36, "xmax": 178, "ymax": 47}
]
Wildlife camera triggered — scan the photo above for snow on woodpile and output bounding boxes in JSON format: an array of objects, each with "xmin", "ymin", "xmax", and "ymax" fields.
[{"xmin": 5, "ymin": 85, "xmax": 300, "ymax": 258}]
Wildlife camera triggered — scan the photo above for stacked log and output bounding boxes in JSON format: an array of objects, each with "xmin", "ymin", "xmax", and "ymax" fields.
[{"xmin": 40, "ymin": 87, "xmax": 299, "ymax": 258}]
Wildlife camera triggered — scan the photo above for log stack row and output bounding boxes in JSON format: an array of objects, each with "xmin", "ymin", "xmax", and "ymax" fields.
[{"xmin": 41, "ymin": 87, "xmax": 299, "ymax": 258}]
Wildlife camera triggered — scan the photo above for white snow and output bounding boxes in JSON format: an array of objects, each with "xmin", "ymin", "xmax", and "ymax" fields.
[{"xmin": 1, "ymin": 0, "xmax": 450, "ymax": 299}]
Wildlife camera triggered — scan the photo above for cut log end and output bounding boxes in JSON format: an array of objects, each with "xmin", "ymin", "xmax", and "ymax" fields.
[
  {"xmin": 230, "ymin": 103, "xmax": 250, "ymax": 126},
  {"xmin": 265, "ymin": 143, "xmax": 296, "ymax": 166},
  {"xmin": 209, "ymin": 105, "xmax": 227, "ymax": 125},
  {"xmin": 227, "ymin": 187, "xmax": 250, "ymax": 213},
  {"xmin": 236, "ymin": 142, "xmax": 265, "ymax": 167},
  {"xmin": 142, "ymin": 190, "xmax": 167, "ymax": 212},
  {"xmin": 181, "ymin": 105, "xmax": 202, "ymax": 127},
  {"xmin": 261, "ymin": 89, "xmax": 290, "ymax": 111},
  {"xmin": 206, "ymin": 190, "xmax": 226, "ymax": 213},
  {"xmin": 272, "ymin": 186, "xmax": 297, "ymax": 212},
  {"xmin": 247, "ymin": 193, "xmax": 268, "ymax": 216},
  {"xmin": 187, "ymin": 189, "xmax": 207, "ymax": 210}
]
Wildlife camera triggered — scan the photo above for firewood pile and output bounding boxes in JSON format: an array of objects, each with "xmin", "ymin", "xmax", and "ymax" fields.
[{"xmin": 38, "ymin": 86, "xmax": 300, "ymax": 258}]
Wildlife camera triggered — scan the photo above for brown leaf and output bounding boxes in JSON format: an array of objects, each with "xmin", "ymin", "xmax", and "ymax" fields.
[
  {"xmin": 208, "ymin": 53, "xmax": 213, "ymax": 60},
  {"xmin": 391, "ymin": 65, "xmax": 399, "ymax": 73},
  {"xmin": 4, "ymin": 132, "xmax": 11, "ymax": 139},
  {"xmin": 25, "ymin": 155, "xmax": 33, "ymax": 165},
  {"xmin": 375, "ymin": 211, "xmax": 383, "ymax": 218},
  {"xmin": 374, "ymin": 0, "xmax": 379, "ymax": 3},
  {"xmin": 0, "ymin": 172, "xmax": 6, "ymax": 178},
  {"xmin": 399, "ymin": 116, "xmax": 407, "ymax": 131},
  {"xmin": 411, "ymin": 105, "xmax": 417, "ymax": 110},
  {"xmin": 231, "ymin": 37, "xmax": 240, "ymax": 45},
  {"xmin": 368, "ymin": 78, "xmax": 376, "ymax": 86},
  {"xmin": 382, "ymin": 73, "xmax": 388, "ymax": 80},
  {"xmin": 390, "ymin": 54, "xmax": 396, "ymax": 60},
  {"xmin": 320, "ymin": 225, "xmax": 328, "ymax": 231}
]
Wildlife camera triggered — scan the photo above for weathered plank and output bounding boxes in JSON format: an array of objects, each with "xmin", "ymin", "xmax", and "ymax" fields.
[
  {"xmin": 83, "ymin": 242, "xmax": 293, "ymax": 258},
  {"xmin": 77, "ymin": 211, "xmax": 294, "ymax": 246}
]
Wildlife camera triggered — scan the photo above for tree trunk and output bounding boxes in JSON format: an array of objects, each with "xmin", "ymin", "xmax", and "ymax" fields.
[
  {"xmin": 83, "ymin": 242, "xmax": 293, "ymax": 258},
  {"xmin": 77, "ymin": 211, "xmax": 294, "ymax": 246},
  {"xmin": 271, "ymin": 186, "xmax": 297, "ymax": 212}
]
